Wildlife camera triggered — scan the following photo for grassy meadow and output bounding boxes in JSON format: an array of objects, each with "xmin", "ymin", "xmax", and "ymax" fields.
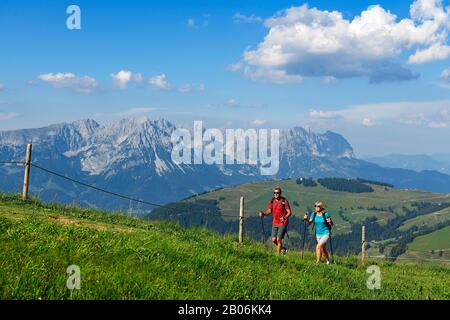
[{"xmin": 0, "ymin": 193, "xmax": 449, "ymax": 300}]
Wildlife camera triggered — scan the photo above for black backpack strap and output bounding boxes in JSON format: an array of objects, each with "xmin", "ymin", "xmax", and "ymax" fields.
[
  {"xmin": 281, "ymin": 197, "xmax": 286, "ymax": 212},
  {"xmin": 271, "ymin": 197, "xmax": 287, "ymax": 212},
  {"xmin": 323, "ymin": 212, "xmax": 332, "ymax": 230}
]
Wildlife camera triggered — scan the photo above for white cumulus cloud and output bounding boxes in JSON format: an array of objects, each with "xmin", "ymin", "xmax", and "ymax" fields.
[
  {"xmin": 149, "ymin": 74, "xmax": 170, "ymax": 89},
  {"xmin": 37, "ymin": 72, "xmax": 99, "ymax": 93},
  {"xmin": 235, "ymin": 0, "xmax": 450, "ymax": 84},
  {"xmin": 408, "ymin": 43, "xmax": 450, "ymax": 64},
  {"xmin": 111, "ymin": 70, "xmax": 133, "ymax": 89}
]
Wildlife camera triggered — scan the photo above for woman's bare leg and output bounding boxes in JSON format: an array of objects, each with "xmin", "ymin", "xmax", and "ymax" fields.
[
  {"xmin": 322, "ymin": 244, "xmax": 330, "ymax": 262},
  {"xmin": 316, "ymin": 244, "xmax": 323, "ymax": 262}
]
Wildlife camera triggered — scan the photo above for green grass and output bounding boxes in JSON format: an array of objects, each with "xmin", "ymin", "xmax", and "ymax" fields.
[{"xmin": 0, "ymin": 193, "xmax": 449, "ymax": 300}]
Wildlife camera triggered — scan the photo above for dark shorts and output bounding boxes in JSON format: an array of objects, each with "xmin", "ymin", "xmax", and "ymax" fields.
[{"xmin": 271, "ymin": 225, "xmax": 287, "ymax": 239}]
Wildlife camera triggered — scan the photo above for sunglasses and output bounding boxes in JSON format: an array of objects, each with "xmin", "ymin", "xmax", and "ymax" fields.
[
  {"xmin": 273, "ymin": 192, "xmax": 281, "ymax": 194},
  {"xmin": 314, "ymin": 205, "xmax": 321, "ymax": 208}
]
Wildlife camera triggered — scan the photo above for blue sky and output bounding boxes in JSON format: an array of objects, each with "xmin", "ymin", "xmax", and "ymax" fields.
[{"xmin": 0, "ymin": 0, "xmax": 450, "ymax": 156}]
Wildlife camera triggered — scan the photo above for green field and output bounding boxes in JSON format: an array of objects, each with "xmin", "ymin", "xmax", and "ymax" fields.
[
  {"xmin": 1, "ymin": 193, "xmax": 449, "ymax": 300},
  {"xmin": 187, "ymin": 179, "xmax": 450, "ymax": 233},
  {"xmin": 397, "ymin": 226, "xmax": 450, "ymax": 264},
  {"xmin": 399, "ymin": 206, "xmax": 450, "ymax": 231},
  {"xmin": 408, "ymin": 226, "xmax": 450, "ymax": 251}
]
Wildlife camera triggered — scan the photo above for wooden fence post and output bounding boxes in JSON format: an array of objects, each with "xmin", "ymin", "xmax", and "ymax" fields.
[
  {"xmin": 239, "ymin": 196, "xmax": 245, "ymax": 243},
  {"xmin": 361, "ymin": 224, "xmax": 366, "ymax": 263},
  {"xmin": 22, "ymin": 143, "xmax": 32, "ymax": 201}
]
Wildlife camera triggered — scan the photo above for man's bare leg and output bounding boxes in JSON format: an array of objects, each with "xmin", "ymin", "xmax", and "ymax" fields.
[{"xmin": 272, "ymin": 237, "xmax": 278, "ymax": 254}]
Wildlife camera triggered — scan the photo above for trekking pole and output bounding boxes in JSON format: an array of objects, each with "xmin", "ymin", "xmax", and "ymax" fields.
[
  {"xmin": 329, "ymin": 232, "xmax": 334, "ymax": 263},
  {"xmin": 260, "ymin": 215, "xmax": 267, "ymax": 243},
  {"xmin": 301, "ymin": 219, "xmax": 307, "ymax": 260},
  {"xmin": 284, "ymin": 227, "xmax": 290, "ymax": 253},
  {"xmin": 283, "ymin": 216, "xmax": 290, "ymax": 253}
]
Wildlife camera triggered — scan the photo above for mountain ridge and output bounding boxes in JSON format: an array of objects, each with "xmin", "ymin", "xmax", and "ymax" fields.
[
  {"xmin": 364, "ymin": 154, "xmax": 450, "ymax": 175},
  {"xmin": 1, "ymin": 117, "xmax": 450, "ymax": 211}
]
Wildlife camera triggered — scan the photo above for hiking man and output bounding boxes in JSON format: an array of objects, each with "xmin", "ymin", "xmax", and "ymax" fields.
[
  {"xmin": 259, "ymin": 186, "xmax": 292, "ymax": 255},
  {"xmin": 304, "ymin": 201, "xmax": 334, "ymax": 264}
]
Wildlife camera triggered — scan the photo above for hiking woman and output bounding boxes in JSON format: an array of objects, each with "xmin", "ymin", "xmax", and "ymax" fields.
[{"xmin": 304, "ymin": 201, "xmax": 334, "ymax": 264}]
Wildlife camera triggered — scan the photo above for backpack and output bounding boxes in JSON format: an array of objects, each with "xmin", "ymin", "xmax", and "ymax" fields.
[
  {"xmin": 310, "ymin": 211, "xmax": 332, "ymax": 231},
  {"xmin": 270, "ymin": 197, "xmax": 287, "ymax": 215}
]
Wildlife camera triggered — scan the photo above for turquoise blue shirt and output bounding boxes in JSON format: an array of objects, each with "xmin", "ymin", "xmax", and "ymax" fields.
[{"xmin": 309, "ymin": 211, "xmax": 331, "ymax": 237}]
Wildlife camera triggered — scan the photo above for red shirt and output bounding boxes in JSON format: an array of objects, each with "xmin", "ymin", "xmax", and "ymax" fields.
[{"xmin": 268, "ymin": 197, "xmax": 291, "ymax": 226}]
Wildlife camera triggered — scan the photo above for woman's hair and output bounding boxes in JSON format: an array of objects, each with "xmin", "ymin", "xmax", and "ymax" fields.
[
  {"xmin": 274, "ymin": 186, "xmax": 282, "ymax": 193},
  {"xmin": 315, "ymin": 201, "xmax": 326, "ymax": 212}
]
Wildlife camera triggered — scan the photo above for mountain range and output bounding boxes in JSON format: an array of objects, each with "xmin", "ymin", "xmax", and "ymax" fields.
[
  {"xmin": 364, "ymin": 154, "xmax": 450, "ymax": 175},
  {"xmin": 1, "ymin": 117, "xmax": 450, "ymax": 212}
]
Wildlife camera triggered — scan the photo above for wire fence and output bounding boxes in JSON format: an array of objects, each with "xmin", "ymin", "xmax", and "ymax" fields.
[
  {"xmin": 0, "ymin": 159, "xmax": 237, "ymax": 218},
  {"xmin": 1, "ymin": 158, "xmax": 450, "ymax": 263}
]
